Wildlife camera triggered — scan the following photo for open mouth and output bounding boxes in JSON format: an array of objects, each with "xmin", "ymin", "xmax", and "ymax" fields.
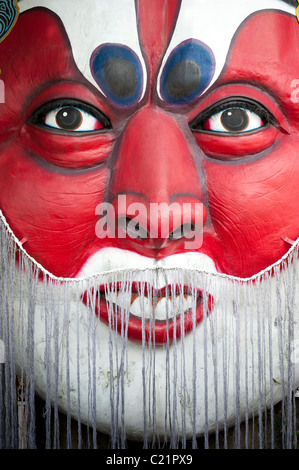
[{"xmin": 81, "ymin": 282, "xmax": 214, "ymax": 344}]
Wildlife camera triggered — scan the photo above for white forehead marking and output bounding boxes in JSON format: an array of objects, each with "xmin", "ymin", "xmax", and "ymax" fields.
[
  {"xmin": 158, "ymin": 0, "xmax": 295, "ymax": 99},
  {"xmin": 19, "ymin": 0, "xmax": 147, "ymax": 99}
]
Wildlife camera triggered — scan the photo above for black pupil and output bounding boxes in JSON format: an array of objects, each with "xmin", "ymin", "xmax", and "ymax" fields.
[
  {"xmin": 103, "ymin": 57, "xmax": 137, "ymax": 99},
  {"xmin": 166, "ymin": 60, "xmax": 201, "ymax": 99},
  {"xmin": 220, "ymin": 108, "xmax": 249, "ymax": 132},
  {"xmin": 56, "ymin": 107, "xmax": 83, "ymax": 130}
]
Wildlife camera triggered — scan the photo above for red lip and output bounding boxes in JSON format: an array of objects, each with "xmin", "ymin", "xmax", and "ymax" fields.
[{"xmin": 81, "ymin": 282, "xmax": 214, "ymax": 344}]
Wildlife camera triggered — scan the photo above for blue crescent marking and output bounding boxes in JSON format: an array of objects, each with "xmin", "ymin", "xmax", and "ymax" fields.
[
  {"xmin": 90, "ymin": 43, "xmax": 143, "ymax": 108},
  {"xmin": 160, "ymin": 39, "xmax": 215, "ymax": 105}
]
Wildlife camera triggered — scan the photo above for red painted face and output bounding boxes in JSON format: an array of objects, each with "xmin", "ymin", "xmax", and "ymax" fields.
[{"xmin": 0, "ymin": 1, "xmax": 299, "ymax": 280}]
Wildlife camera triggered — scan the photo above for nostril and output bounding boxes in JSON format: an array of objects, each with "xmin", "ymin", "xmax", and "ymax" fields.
[
  {"xmin": 118, "ymin": 216, "xmax": 148, "ymax": 240},
  {"xmin": 169, "ymin": 222, "xmax": 197, "ymax": 241}
]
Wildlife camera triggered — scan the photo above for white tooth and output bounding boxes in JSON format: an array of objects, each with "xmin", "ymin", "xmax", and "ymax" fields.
[
  {"xmin": 183, "ymin": 296, "xmax": 193, "ymax": 313},
  {"xmin": 115, "ymin": 291, "xmax": 132, "ymax": 310},
  {"xmin": 154, "ymin": 295, "xmax": 195, "ymax": 321},
  {"xmin": 173, "ymin": 296, "xmax": 182, "ymax": 315},
  {"xmin": 154, "ymin": 298, "xmax": 167, "ymax": 321},
  {"xmin": 130, "ymin": 296, "xmax": 152, "ymax": 320},
  {"xmin": 174, "ymin": 295, "xmax": 184, "ymax": 314},
  {"xmin": 155, "ymin": 298, "xmax": 177, "ymax": 321},
  {"xmin": 105, "ymin": 292, "xmax": 195, "ymax": 320}
]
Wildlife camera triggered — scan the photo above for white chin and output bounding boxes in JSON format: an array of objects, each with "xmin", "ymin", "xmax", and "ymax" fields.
[{"xmin": 76, "ymin": 247, "xmax": 218, "ymax": 278}]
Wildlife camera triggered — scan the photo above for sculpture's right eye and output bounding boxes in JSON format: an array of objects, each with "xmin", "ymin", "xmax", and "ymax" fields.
[{"xmin": 29, "ymin": 99, "xmax": 112, "ymax": 133}]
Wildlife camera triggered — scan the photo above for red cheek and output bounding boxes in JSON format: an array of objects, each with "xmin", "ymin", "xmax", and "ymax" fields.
[
  {"xmin": 0, "ymin": 145, "xmax": 111, "ymax": 277},
  {"xmin": 21, "ymin": 125, "xmax": 114, "ymax": 169},
  {"xmin": 203, "ymin": 135, "xmax": 299, "ymax": 277}
]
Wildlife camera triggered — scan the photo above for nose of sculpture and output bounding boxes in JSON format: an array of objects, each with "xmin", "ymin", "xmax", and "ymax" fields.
[{"xmin": 107, "ymin": 105, "xmax": 207, "ymax": 255}]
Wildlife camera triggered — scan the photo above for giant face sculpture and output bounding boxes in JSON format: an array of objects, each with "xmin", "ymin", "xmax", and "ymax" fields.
[{"xmin": 0, "ymin": 0, "xmax": 299, "ymax": 448}]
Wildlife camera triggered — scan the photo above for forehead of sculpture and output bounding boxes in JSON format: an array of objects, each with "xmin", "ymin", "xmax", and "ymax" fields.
[{"xmin": 17, "ymin": 0, "xmax": 295, "ymax": 104}]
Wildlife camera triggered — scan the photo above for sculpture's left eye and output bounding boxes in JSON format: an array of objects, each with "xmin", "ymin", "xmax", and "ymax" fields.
[
  {"xmin": 190, "ymin": 98, "xmax": 275, "ymax": 134},
  {"xmin": 204, "ymin": 107, "xmax": 263, "ymax": 133},
  {"xmin": 30, "ymin": 99, "xmax": 111, "ymax": 132}
]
